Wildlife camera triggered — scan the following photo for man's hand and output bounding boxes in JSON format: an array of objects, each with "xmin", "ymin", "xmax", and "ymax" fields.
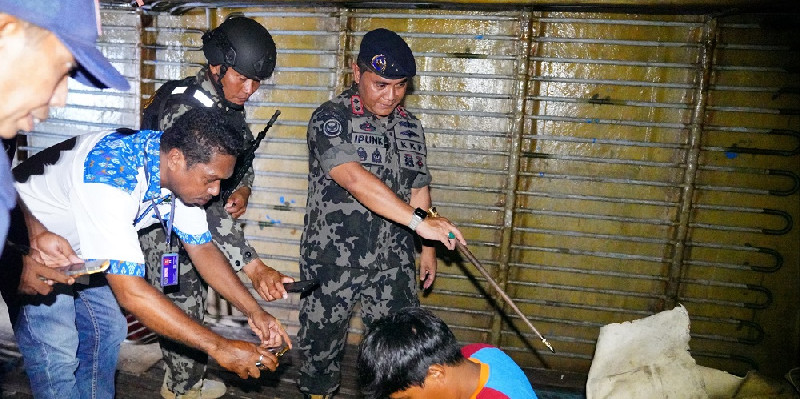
[
  {"xmin": 247, "ymin": 310, "xmax": 292, "ymax": 350},
  {"xmin": 415, "ymin": 216, "xmax": 466, "ymax": 250},
  {"xmin": 419, "ymin": 246, "xmax": 437, "ymax": 290},
  {"xmin": 28, "ymin": 231, "xmax": 82, "ymax": 268},
  {"xmin": 18, "ymin": 255, "xmax": 74, "ymax": 295},
  {"xmin": 209, "ymin": 339, "xmax": 277, "ymax": 379},
  {"xmin": 224, "ymin": 187, "xmax": 251, "ymax": 218},
  {"xmin": 243, "ymin": 259, "xmax": 293, "ymax": 301}
]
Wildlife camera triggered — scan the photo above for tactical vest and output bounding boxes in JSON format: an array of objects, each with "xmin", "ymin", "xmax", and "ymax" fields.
[{"xmin": 140, "ymin": 77, "xmax": 216, "ymax": 131}]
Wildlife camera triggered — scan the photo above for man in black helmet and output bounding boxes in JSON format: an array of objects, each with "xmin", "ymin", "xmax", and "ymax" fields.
[
  {"xmin": 298, "ymin": 28, "xmax": 465, "ymax": 399},
  {"xmin": 137, "ymin": 15, "xmax": 292, "ymax": 399}
]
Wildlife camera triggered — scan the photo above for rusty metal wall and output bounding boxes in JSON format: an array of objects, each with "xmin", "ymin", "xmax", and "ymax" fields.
[{"xmin": 15, "ymin": 4, "xmax": 799, "ymax": 386}]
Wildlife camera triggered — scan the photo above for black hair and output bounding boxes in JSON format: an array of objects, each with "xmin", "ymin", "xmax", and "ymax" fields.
[
  {"xmin": 356, "ymin": 58, "xmax": 377, "ymax": 77},
  {"xmin": 159, "ymin": 107, "xmax": 243, "ymax": 168},
  {"xmin": 357, "ymin": 307, "xmax": 464, "ymax": 399}
]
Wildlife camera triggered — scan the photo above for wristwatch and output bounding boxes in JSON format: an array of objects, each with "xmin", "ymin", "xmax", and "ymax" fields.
[{"xmin": 408, "ymin": 207, "xmax": 428, "ymax": 231}]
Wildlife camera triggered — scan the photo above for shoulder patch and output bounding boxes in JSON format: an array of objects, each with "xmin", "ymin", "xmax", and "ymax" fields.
[
  {"xmin": 323, "ymin": 119, "xmax": 343, "ymax": 137},
  {"xmin": 313, "ymin": 100, "xmax": 349, "ymax": 139}
]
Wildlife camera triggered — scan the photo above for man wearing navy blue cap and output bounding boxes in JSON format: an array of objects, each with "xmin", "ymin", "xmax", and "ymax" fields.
[
  {"xmin": 298, "ymin": 28, "xmax": 465, "ymax": 399},
  {"xmin": 0, "ymin": 0, "xmax": 129, "ymax": 262}
]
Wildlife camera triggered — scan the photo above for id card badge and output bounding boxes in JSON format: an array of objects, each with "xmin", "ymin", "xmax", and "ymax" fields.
[{"xmin": 161, "ymin": 253, "xmax": 179, "ymax": 287}]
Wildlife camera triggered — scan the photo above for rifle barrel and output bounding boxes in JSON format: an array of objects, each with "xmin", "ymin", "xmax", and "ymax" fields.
[{"xmin": 220, "ymin": 109, "xmax": 281, "ymax": 202}]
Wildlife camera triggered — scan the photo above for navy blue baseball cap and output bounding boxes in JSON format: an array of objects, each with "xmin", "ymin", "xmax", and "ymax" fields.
[
  {"xmin": 0, "ymin": 0, "xmax": 130, "ymax": 91},
  {"xmin": 357, "ymin": 28, "xmax": 416, "ymax": 79}
]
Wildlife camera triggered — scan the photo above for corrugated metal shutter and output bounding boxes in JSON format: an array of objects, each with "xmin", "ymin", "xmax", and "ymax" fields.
[
  {"xmin": 13, "ymin": 8, "xmax": 139, "ymax": 160},
  {"xmin": 510, "ymin": 13, "xmax": 709, "ymax": 374},
  {"xmin": 15, "ymin": 4, "xmax": 798, "ymax": 384},
  {"xmin": 690, "ymin": 13, "xmax": 799, "ymax": 374}
]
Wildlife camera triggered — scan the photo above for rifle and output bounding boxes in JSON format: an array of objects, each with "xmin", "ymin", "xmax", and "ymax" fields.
[{"xmin": 219, "ymin": 110, "xmax": 281, "ymax": 202}]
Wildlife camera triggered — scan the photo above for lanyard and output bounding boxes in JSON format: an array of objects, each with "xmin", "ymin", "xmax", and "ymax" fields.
[
  {"xmin": 142, "ymin": 137, "xmax": 176, "ymax": 247},
  {"xmin": 151, "ymin": 196, "xmax": 176, "ymax": 247}
]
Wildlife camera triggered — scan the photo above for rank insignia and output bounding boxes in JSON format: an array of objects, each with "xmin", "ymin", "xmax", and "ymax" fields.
[{"xmin": 351, "ymin": 95, "xmax": 364, "ymax": 115}]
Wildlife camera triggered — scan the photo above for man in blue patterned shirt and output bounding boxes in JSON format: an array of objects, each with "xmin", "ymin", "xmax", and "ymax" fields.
[{"xmin": 4, "ymin": 108, "xmax": 289, "ymax": 399}]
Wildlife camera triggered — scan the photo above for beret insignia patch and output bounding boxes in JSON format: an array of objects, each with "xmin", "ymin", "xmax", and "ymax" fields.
[{"xmin": 371, "ymin": 54, "xmax": 387, "ymax": 73}]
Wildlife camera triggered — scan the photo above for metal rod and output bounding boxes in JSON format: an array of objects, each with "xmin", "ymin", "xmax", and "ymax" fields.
[
  {"xmin": 490, "ymin": 10, "xmax": 534, "ymax": 346},
  {"xmin": 664, "ymin": 16, "xmax": 717, "ymax": 310},
  {"xmin": 455, "ymin": 241, "xmax": 555, "ymax": 353}
]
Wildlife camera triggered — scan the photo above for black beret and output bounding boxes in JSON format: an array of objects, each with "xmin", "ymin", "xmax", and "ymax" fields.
[{"xmin": 357, "ymin": 28, "xmax": 416, "ymax": 79}]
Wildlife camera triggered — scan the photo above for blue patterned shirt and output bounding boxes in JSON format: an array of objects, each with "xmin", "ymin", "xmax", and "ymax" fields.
[{"xmin": 14, "ymin": 129, "xmax": 212, "ymax": 277}]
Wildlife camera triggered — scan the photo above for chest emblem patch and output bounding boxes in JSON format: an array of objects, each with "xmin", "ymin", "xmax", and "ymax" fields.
[
  {"xmin": 399, "ymin": 130, "xmax": 419, "ymax": 138},
  {"xmin": 360, "ymin": 121, "xmax": 376, "ymax": 132}
]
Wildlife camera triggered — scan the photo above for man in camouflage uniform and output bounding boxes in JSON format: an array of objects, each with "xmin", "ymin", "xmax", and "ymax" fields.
[
  {"xmin": 298, "ymin": 28, "xmax": 466, "ymax": 399},
  {"xmin": 138, "ymin": 16, "xmax": 293, "ymax": 399}
]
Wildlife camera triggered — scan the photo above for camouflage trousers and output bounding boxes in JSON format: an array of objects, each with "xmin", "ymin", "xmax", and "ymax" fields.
[
  {"xmin": 297, "ymin": 262, "xmax": 419, "ymax": 395},
  {"xmin": 138, "ymin": 198, "xmax": 257, "ymax": 394}
]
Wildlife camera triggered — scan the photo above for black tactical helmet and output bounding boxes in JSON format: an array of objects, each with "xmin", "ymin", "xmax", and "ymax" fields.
[{"xmin": 202, "ymin": 16, "xmax": 277, "ymax": 80}]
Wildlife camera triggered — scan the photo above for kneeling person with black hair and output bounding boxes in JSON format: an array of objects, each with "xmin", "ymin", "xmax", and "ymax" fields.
[{"xmin": 358, "ymin": 307, "xmax": 538, "ymax": 399}]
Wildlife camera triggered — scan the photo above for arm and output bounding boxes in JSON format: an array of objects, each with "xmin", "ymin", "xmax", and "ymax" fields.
[
  {"xmin": 242, "ymin": 258, "xmax": 293, "ymax": 301},
  {"xmin": 205, "ymin": 201, "xmax": 290, "ymax": 300},
  {"xmin": 183, "ymin": 241, "xmax": 291, "ymax": 349},
  {"xmin": 19, "ymin": 197, "xmax": 81, "ymax": 267},
  {"xmin": 14, "ymin": 198, "xmax": 78, "ymax": 295},
  {"xmin": 225, "ymin": 186, "xmax": 251, "ymax": 219},
  {"xmin": 106, "ymin": 274, "xmax": 278, "ymax": 378},
  {"xmin": 410, "ymin": 186, "xmax": 437, "ymax": 289},
  {"xmin": 17, "ymin": 253, "xmax": 75, "ymax": 295},
  {"xmin": 328, "ymin": 162, "xmax": 465, "ymax": 249},
  {"xmin": 225, "ymin": 126, "xmax": 256, "ymax": 218}
]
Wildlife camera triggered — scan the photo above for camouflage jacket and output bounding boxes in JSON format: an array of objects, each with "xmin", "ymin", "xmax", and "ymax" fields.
[{"xmin": 301, "ymin": 84, "xmax": 431, "ymax": 270}]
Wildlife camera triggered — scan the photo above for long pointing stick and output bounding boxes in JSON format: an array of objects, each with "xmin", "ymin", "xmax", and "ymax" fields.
[{"xmin": 454, "ymin": 241, "xmax": 556, "ymax": 353}]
